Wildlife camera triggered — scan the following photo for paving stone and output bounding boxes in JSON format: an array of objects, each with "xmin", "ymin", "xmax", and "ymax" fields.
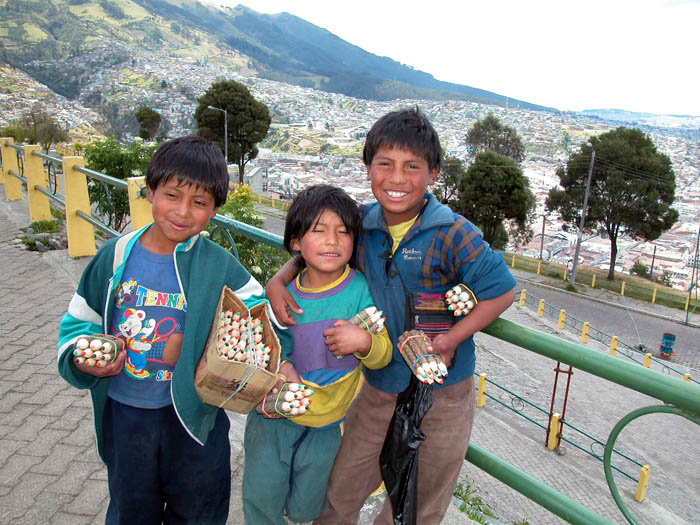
[
  {"xmin": 63, "ymin": 479, "xmax": 108, "ymax": 516},
  {"xmin": 0, "ymin": 454, "xmax": 43, "ymax": 487},
  {"xmin": 0, "ymin": 440, "xmax": 27, "ymax": 468},
  {"xmin": 9, "ymin": 414, "xmax": 53, "ymax": 442},
  {"xmin": 19, "ymin": 428, "xmax": 70, "ymax": 457},
  {"xmin": 0, "ymin": 472, "xmax": 57, "ymax": 510},
  {"xmin": 8, "ymin": 491, "xmax": 75, "ymax": 524},
  {"xmin": 44, "ymin": 460, "xmax": 102, "ymax": 496},
  {"xmin": 0, "ymin": 403, "xmax": 35, "ymax": 428}
]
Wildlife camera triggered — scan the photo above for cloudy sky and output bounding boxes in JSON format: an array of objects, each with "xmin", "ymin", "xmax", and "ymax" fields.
[{"xmin": 220, "ymin": 0, "xmax": 700, "ymax": 116}]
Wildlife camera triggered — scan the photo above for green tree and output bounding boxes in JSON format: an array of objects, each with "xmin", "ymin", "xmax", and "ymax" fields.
[
  {"xmin": 195, "ymin": 80, "xmax": 271, "ymax": 184},
  {"xmin": 432, "ymin": 155, "xmax": 466, "ymax": 206},
  {"xmin": 454, "ymin": 151, "xmax": 535, "ymax": 250},
  {"xmin": 135, "ymin": 106, "xmax": 161, "ymax": 141},
  {"xmin": 546, "ymin": 127, "xmax": 678, "ymax": 281},
  {"xmin": 84, "ymin": 137, "xmax": 157, "ymax": 232},
  {"xmin": 209, "ymin": 185, "xmax": 288, "ymax": 283},
  {"xmin": 465, "ymin": 114, "xmax": 525, "ymax": 163}
]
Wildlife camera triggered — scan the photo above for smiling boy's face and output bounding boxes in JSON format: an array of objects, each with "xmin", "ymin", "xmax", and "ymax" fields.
[{"xmin": 366, "ymin": 145, "xmax": 438, "ymax": 226}]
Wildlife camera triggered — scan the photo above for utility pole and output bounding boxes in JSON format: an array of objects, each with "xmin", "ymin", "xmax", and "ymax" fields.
[
  {"xmin": 570, "ymin": 148, "xmax": 595, "ymax": 285},
  {"xmin": 650, "ymin": 245, "xmax": 657, "ymax": 280},
  {"xmin": 208, "ymin": 105, "xmax": 228, "ymax": 164},
  {"xmin": 539, "ymin": 215, "xmax": 546, "ymax": 260},
  {"xmin": 685, "ymin": 226, "xmax": 699, "ymax": 325}
]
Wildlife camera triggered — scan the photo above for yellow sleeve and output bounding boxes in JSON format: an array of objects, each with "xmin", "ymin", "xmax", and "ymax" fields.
[{"xmin": 355, "ymin": 327, "xmax": 392, "ymax": 370}]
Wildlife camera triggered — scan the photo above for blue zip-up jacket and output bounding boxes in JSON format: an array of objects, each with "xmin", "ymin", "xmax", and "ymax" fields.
[
  {"xmin": 357, "ymin": 193, "xmax": 517, "ymax": 394},
  {"xmin": 57, "ymin": 226, "xmax": 290, "ymax": 461}
]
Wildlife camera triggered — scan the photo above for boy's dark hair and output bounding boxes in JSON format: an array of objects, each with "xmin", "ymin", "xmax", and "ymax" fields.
[
  {"xmin": 284, "ymin": 184, "xmax": 362, "ymax": 267},
  {"xmin": 145, "ymin": 135, "xmax": 229, "ymax": 207},
  {"xmin": 363, "ymin": 106, "xmax": 443, "ymax": 172}
]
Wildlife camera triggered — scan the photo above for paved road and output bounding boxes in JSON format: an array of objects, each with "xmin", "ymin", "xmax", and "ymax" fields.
[{"xmin": 1, "ymin": 192, "xmax": 698, "ymax": 524}]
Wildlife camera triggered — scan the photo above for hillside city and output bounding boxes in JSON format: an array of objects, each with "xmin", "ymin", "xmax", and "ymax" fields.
[{"xmin": 1, "ymin": 39, "xmax": 699, "ymax": 292}]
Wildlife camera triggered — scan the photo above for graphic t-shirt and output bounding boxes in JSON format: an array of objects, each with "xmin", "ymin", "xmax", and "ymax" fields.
[{"xmin": 107, "ymin": 240, "xmax": 186, "ymax": 408}]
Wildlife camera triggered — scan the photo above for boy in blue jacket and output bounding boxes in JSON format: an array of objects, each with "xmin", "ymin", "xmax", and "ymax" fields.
[
  {"xmin": 267, "ymin": 108, "xmax": 517, "ymax": 524},
  {"xmin": 57, "ymin": 136, "xmax": 287, "ymax": 524}
]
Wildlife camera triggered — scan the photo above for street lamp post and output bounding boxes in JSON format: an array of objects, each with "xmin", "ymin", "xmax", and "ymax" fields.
[
  {"xmin": 208, "ymin": 105, "xmax": 228, "ymax": 164},
  {"xmin": 570, "ymin": 147, "xmax": 595, "ymax": 286}
]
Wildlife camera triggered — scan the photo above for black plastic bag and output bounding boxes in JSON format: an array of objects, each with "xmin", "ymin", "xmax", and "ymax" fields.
[{"xmin": 379, "ymin": 375, "xmax": 435, "ymax": 525}]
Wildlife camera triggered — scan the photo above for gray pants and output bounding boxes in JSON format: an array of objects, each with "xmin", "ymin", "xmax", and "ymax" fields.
[{"xmin": 315, "ymin": 376, "xmax": 476, "ymax": 525}]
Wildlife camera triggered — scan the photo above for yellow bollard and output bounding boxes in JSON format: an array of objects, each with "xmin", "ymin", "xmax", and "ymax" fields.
[
  {"xmin": 685, "ymin": 294, "xmax": 691, "ymax": 312},
  {"xmin": 24, "ymin": 145, "xmax": 52, "ymax": 223},
  {"xmin": 557, "ymin": 309, "xmax": 566, "ymax": 329},
  {"xmin": 1, "ymin": 137, "xmax": 23, "ymax": 200},
  {"xmin": 477, "ymin": 373, "xmax": 487, "ymax": 407},
  {"xmin": 683, "ymin": 373, "xmax": 691, "ymax": 382},
  {"xmin": 610, "ymin": 336, "xmax": 618, "ymax": 356},
  {"xmin": 511, "ymin": 254, "xmax": 516, "ymax": 268},
  {"xmin": 591, "ymin": 274, "xmax": 596, "ymax": 288},
  {"xmin": 537, "ymin": 299, "xmax": 545, "ymax": 317},
  {"xmin": 563, "ymin": 266, "xmax": 568, "ymax": 280},
  {"xmin": 581, "ymin": 322, "xmax": 590, "ymax": 343},
  {"xmin": 635, "ymin": 465, "xmax": 650, "ymax": 502},
  {"xmin": 62, "ymin": 156, "xmax": 97, "ymax": 258},
  {"xmin": 652, "ymin": 288, "xmax": 657, "ymax": 304},
  {"xmin": 537, "ymin": 261, "xmax": 542, "ymax": 275},
  {"xmin": 643, "ymin": 353, "xmax": 652, "ymax": 368},
  {"xmin": 127, "ymin": 176, "xmax": 153, "ymax": 230},
  {"xmin": 519, "ymin": 289, "xmax": 526, "ymax": 306},
  {"xmin": 547, "ymin": 413, "xmax": 561, "ymax": 451},
  {"xmin": 621, "ymin": 281, "xmax": 626, "ymax": 296}
]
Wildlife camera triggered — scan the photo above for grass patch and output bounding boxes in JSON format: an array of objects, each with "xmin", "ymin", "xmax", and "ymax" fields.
[
  {"xmin": 453, "ymin": 482, "xmax": 499, "ymax": 524},
  {"xmin": 30, "ymin": 219, "xmax": 62, "ymax": 234},
  {"xmin": 565, "ymin": 283, "xmax": 578, "ymax": 293}
]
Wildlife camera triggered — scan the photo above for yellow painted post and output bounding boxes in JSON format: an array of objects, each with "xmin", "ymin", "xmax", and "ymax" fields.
[
  {"xmin": 643, "ymin": 353, "xmax": 652, "ymax": 368},
  {"xmin": 24, "ymin": 145, "xmax": 52, "ymax": 223},
  {"xmin": 557, "ymin": 309, "xmax": 566, "ymax": 329},
  {"xmin": 547, "ymin": 413, "xmax": 561, "ymax": 451},
  {"xmin": 591, "ymin": 274, "xmax": 597, "ymax": 288},
  {"xmin": 1, "ymin": 138, "xmax": 23, "ymax": 200},
  {"xmin": 683, "ymin": 373, "xmax": 691, "ymax": 382},
  {"xmin": 511, "ymin": 254, "xmax": 516, "ymax": 268},
  {"xmin": 537, "ymin": 299, "xmax": 545, "ymax": 317},
  {"xmin": 652, "ymin": 288, "xmax": 657, "ymax": 304},
  {"xmin": 621, "ymin": 281, "xmax": 626, "ymax": 296},
  {"xmin": 635, "ymin": 465, "xmax": 650, "ymax": 502},
  {"xmin": 610, "ymin": 336, "xmax": 618, "ymax": 356},
  {"xmin": 127, "ymin": 176, "xmax": 153, "ymax": 230},
  {"xmin": 537, "ymin": 260, "xmax": 542, "ymax": 275},
  {"xmin": 563, "ymin": 266, "xmax": 568, "ymax": 280},
  {"xmin": 581, "ymin": 322, "xmax": 590, "ymax": 343},
  {"xmin": 685, "ymin": 294, "xmax": 691, "ymax": 311},
  {"xmin": 476, "ymin": 373, "xmax": 487, "ymax": 407},
  {"xmin": 519, "ymin": 289, "xmax": 526, "ymax": 306},
  {"xmin": 62, "ymin": 156, "xmax": 96, "ymax": 258}
]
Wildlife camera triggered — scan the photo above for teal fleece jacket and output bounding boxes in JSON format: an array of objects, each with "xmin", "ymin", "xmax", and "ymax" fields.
[{"xmin": 57, "ymin": 226, "xmax": 290, "ymax": 461}]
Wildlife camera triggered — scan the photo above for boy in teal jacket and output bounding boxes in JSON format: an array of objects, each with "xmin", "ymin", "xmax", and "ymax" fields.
[{"xmin": 57, "ymin": 136, "xmax": 289, "ymax": 523}]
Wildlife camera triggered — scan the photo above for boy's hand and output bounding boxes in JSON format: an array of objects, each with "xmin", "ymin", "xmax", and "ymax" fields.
[
  {"xmin": 266, "ymin": 277, "xmax": 303, "ymax": 326},
  {"xmin": 274, "ymin": 361, "xmax": 302, "ymax": 393},
  {"xmin": 73, "ymin": 348, "xmax": 127, "ymax": 377},
  {"xmin": 324, "ymin": 320, "xmax": 372, "ymax": 359},
  {"xmin": 429, "ymin": 332, "xmax": 458, "ymax": 368}
]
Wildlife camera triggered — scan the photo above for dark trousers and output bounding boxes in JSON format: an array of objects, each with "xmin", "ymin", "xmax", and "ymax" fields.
[{"xmin": 103, "ymin": 398, "xmax": 231, "ymax": 525}]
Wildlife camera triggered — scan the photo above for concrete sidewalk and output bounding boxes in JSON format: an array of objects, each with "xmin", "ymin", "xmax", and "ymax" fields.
[{"xmin": 1, "ymin": 192, "xmax": 697, "ymax": 524}]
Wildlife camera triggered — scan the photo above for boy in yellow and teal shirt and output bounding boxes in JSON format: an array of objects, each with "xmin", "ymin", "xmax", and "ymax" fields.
[{"xmin": 242, "ymin": 184, "xmax": 391, "ymax": 524}]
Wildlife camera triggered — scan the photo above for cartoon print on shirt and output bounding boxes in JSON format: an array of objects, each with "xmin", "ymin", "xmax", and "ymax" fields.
[
  {"xmin": 113, "ymin": 277, "xmax": 184, "ymax": 380},
  {"xmin": 115, "ymin": 308, "xmax": 178, "ymax": 379}
]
